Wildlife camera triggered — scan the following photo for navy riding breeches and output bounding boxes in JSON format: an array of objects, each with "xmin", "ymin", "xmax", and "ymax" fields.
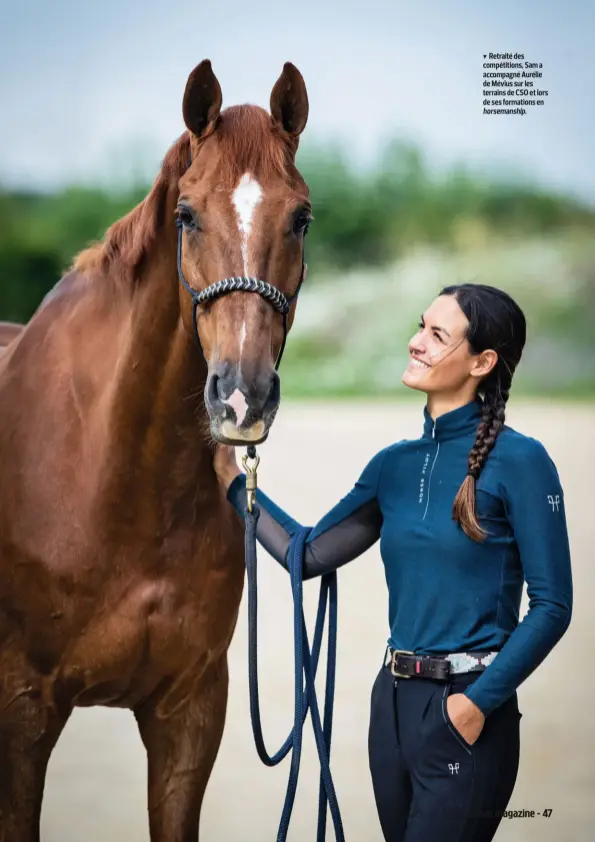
[{"xmin": 368, "ymin": 663, "xmax": 522, "ymax": 842}]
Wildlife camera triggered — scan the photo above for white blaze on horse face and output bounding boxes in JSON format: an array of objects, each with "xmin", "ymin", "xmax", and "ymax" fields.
[
  {"xmin": 232, "ymin": 172, "xmax": 263, "ymax": 276},
  {"xmin": 225, "ymin": 173, "xmax": 263, "ymax": 431},
  {"xmin": 239, "ymin": 319, "xmax": 247, "ymax": 361},
  {"xmin": 232, "ymin": 173, "xmax": 262, "ymax": 367}
]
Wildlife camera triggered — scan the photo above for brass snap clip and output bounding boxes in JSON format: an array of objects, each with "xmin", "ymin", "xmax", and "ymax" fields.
[{"xmin": 241, "ymin": 448, "xmax": 260, "ymax": 513}]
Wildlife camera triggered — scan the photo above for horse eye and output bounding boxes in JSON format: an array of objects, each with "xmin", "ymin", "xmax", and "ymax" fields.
[
  {"xmin": 176, "ymin": 206, "xmax": 198, "ymax": 230},
  {"xmin": 292, "ymin": 213, "xmax": 312, "ymax": 236}
]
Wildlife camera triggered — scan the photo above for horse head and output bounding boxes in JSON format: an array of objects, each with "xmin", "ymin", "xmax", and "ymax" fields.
[{"xmin": 176, "ymin": 60, "xmax": 310, "ymax": 445}]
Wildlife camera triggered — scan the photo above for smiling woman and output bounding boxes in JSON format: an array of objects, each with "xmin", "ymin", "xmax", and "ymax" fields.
[{"xmin": 214, "ymin": 281, "xmax": 573, "ymax": 842}]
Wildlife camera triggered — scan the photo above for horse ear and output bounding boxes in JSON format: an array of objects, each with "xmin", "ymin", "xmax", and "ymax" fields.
[
  {"xmin": 182, "ymin": 59, "xmax": 223, "ymax": 138},
  {"xmin": 270, "ymin": 62, "xmax": 309, "ymax": 138}
]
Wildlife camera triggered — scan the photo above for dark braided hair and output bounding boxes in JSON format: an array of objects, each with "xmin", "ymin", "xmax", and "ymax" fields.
[{"xmin": 440, "ymin": 283, "xmax": 527, "ymax": 542}]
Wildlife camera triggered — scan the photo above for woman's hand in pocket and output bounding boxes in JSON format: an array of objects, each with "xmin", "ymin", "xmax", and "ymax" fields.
[{"xmin": 447, "ymin": 694, "xmax": 486, "ymax": 746}]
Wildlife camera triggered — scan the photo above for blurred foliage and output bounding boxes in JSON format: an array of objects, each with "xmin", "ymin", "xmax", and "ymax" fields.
[
  {"xmin": 300, "ymin": 141, "xmax": 594, "ymax": 269},
  {"xmin": 1, "ymin": 139, "xmax": 594, "ymax": 396},
  {"xmin": 280, "ymin": 231, "xmax": 595, "ymax": 398},
  {"xmin": 0, "ymin": 186, "xmax": 145, "ymax": 320}
]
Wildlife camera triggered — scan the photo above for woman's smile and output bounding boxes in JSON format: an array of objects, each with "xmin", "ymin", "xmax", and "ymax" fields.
[{"xmin": 407, "ymin": 355, "xmax": 432, "ymax": 371}]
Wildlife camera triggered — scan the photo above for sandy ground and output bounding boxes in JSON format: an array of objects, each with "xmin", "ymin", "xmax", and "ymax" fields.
[{"xmin": 40, "ymin": 400, "xmax": 594, "ymax": 841}]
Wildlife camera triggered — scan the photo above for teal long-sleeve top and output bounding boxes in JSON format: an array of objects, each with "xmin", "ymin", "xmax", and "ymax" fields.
[{"xmin": 226, "ymin": 398, "xmax": 573, "ymax": 717}]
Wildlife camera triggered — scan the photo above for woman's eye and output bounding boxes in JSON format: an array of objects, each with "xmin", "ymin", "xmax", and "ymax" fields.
[{"xmin": 417, "ymin": 321, "xmax": 443, "ymax": 342}]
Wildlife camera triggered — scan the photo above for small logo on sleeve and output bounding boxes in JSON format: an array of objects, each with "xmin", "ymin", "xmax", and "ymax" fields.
[{"xmin": 547, "ymin": 494, "xmax": 560, "ymax": 512}]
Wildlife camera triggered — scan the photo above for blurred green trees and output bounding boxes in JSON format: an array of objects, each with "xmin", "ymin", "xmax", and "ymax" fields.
[
  {"xmin": 1, "ymin": 139, "xmax": 594, "ymax": 395},
  {"xmin": 0, "ymin": 186, "xmax": 145, "ymax": 320},
  {"xmin": 301, "ymin": 141, "xmax": 594, "ymax": 270},
  {"xmin": 2, "ymin": 139, "xmax": 593, "ymax": 322}
]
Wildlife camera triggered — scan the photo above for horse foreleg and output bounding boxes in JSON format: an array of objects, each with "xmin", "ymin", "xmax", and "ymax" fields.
[
  {"xmin": 0, "ymin": 680, "xmax": 71, "ymax": 842},
  {"xmin": 134, "ymin": 657, "xmax": 229, "ymax": 842}
]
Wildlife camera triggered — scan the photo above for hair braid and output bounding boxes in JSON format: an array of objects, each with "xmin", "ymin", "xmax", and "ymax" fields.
[
  {"xmin": 453, "ymin": 381, "xmax": 510, "ymax": 541},
  {"xmin": 438, "ymin": 282, "xmax": 526, "ymax": 543}
]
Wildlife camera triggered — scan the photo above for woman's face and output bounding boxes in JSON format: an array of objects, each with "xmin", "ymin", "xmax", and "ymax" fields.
[{"xmin": 402, "ymin": 294, "xmax": 493, "ymax": 395}]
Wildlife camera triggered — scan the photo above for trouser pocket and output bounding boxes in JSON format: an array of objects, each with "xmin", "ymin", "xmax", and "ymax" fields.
[{"xmin": 441, "ymin": 682, "xmax": 474, "ymax": 754}]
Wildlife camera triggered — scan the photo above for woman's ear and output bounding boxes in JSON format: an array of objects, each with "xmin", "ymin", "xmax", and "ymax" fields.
[{"xmin": 470, "ymin": 349, "xmax": 498, "ymax": 380}]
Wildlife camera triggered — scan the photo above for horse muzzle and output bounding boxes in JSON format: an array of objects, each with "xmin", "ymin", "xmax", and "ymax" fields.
[{"xmin": 205, "ymin": 364, "xmax": 280, "ymax": 444}]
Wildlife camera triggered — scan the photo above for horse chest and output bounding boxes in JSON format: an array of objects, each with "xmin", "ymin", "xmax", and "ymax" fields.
[{"xmin": 61, "ymin": 544, "xmax": 245, "ymax": 707}]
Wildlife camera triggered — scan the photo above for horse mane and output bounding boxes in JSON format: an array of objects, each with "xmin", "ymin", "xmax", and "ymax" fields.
[
  {"xmin": 74, "ymin": 106, "xmax": 293, "ymax": 280},
  {"xmin": 74, "ymin": 132, "xmax": 190, "ymax": 278}
]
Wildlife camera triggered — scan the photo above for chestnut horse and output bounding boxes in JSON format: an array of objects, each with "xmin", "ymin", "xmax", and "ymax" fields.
[{"xmin": 0, "ymin": 59, "xmax": 310, "ymax": 841}]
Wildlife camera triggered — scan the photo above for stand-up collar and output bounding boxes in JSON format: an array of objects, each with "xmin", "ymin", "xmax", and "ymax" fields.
[{"xmin": 422, "ymin": 398, "xmax": 483, "ymax": 442}]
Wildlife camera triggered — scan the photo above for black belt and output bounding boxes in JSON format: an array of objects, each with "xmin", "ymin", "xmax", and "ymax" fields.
[{"xmin": 385, "ymin": 647, "xmax": 499, "ymax": 680}]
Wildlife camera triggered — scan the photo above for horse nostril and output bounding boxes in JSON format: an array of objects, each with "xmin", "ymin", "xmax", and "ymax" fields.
[
  {"xmin": 207, "ymin": 373, "xmax": 221, "ymax": 408},
  {"xmin": 266, "ymin": 371, "xmax": 280, "ymax": 409}
]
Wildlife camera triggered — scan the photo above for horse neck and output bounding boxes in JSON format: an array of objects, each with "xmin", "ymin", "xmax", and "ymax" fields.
[{"xmin": 105, "ymin": 219, "xmax": 216, "ymax": 515}]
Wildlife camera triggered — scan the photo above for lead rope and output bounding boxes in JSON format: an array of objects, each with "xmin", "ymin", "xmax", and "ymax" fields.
[{"xmin": 243, "ymin": 447, "xmax": 344, "ymax": 842}]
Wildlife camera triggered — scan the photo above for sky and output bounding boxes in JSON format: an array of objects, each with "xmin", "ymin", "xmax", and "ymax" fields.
[{"xmin": 1, "ymin": 0, "xmax": 594, "ymax": 204}]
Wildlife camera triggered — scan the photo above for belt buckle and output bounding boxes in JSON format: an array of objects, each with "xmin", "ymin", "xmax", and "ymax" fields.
[{"xmin": 390, "ymin": 649, "xmax": 415, "ymax": 679}]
